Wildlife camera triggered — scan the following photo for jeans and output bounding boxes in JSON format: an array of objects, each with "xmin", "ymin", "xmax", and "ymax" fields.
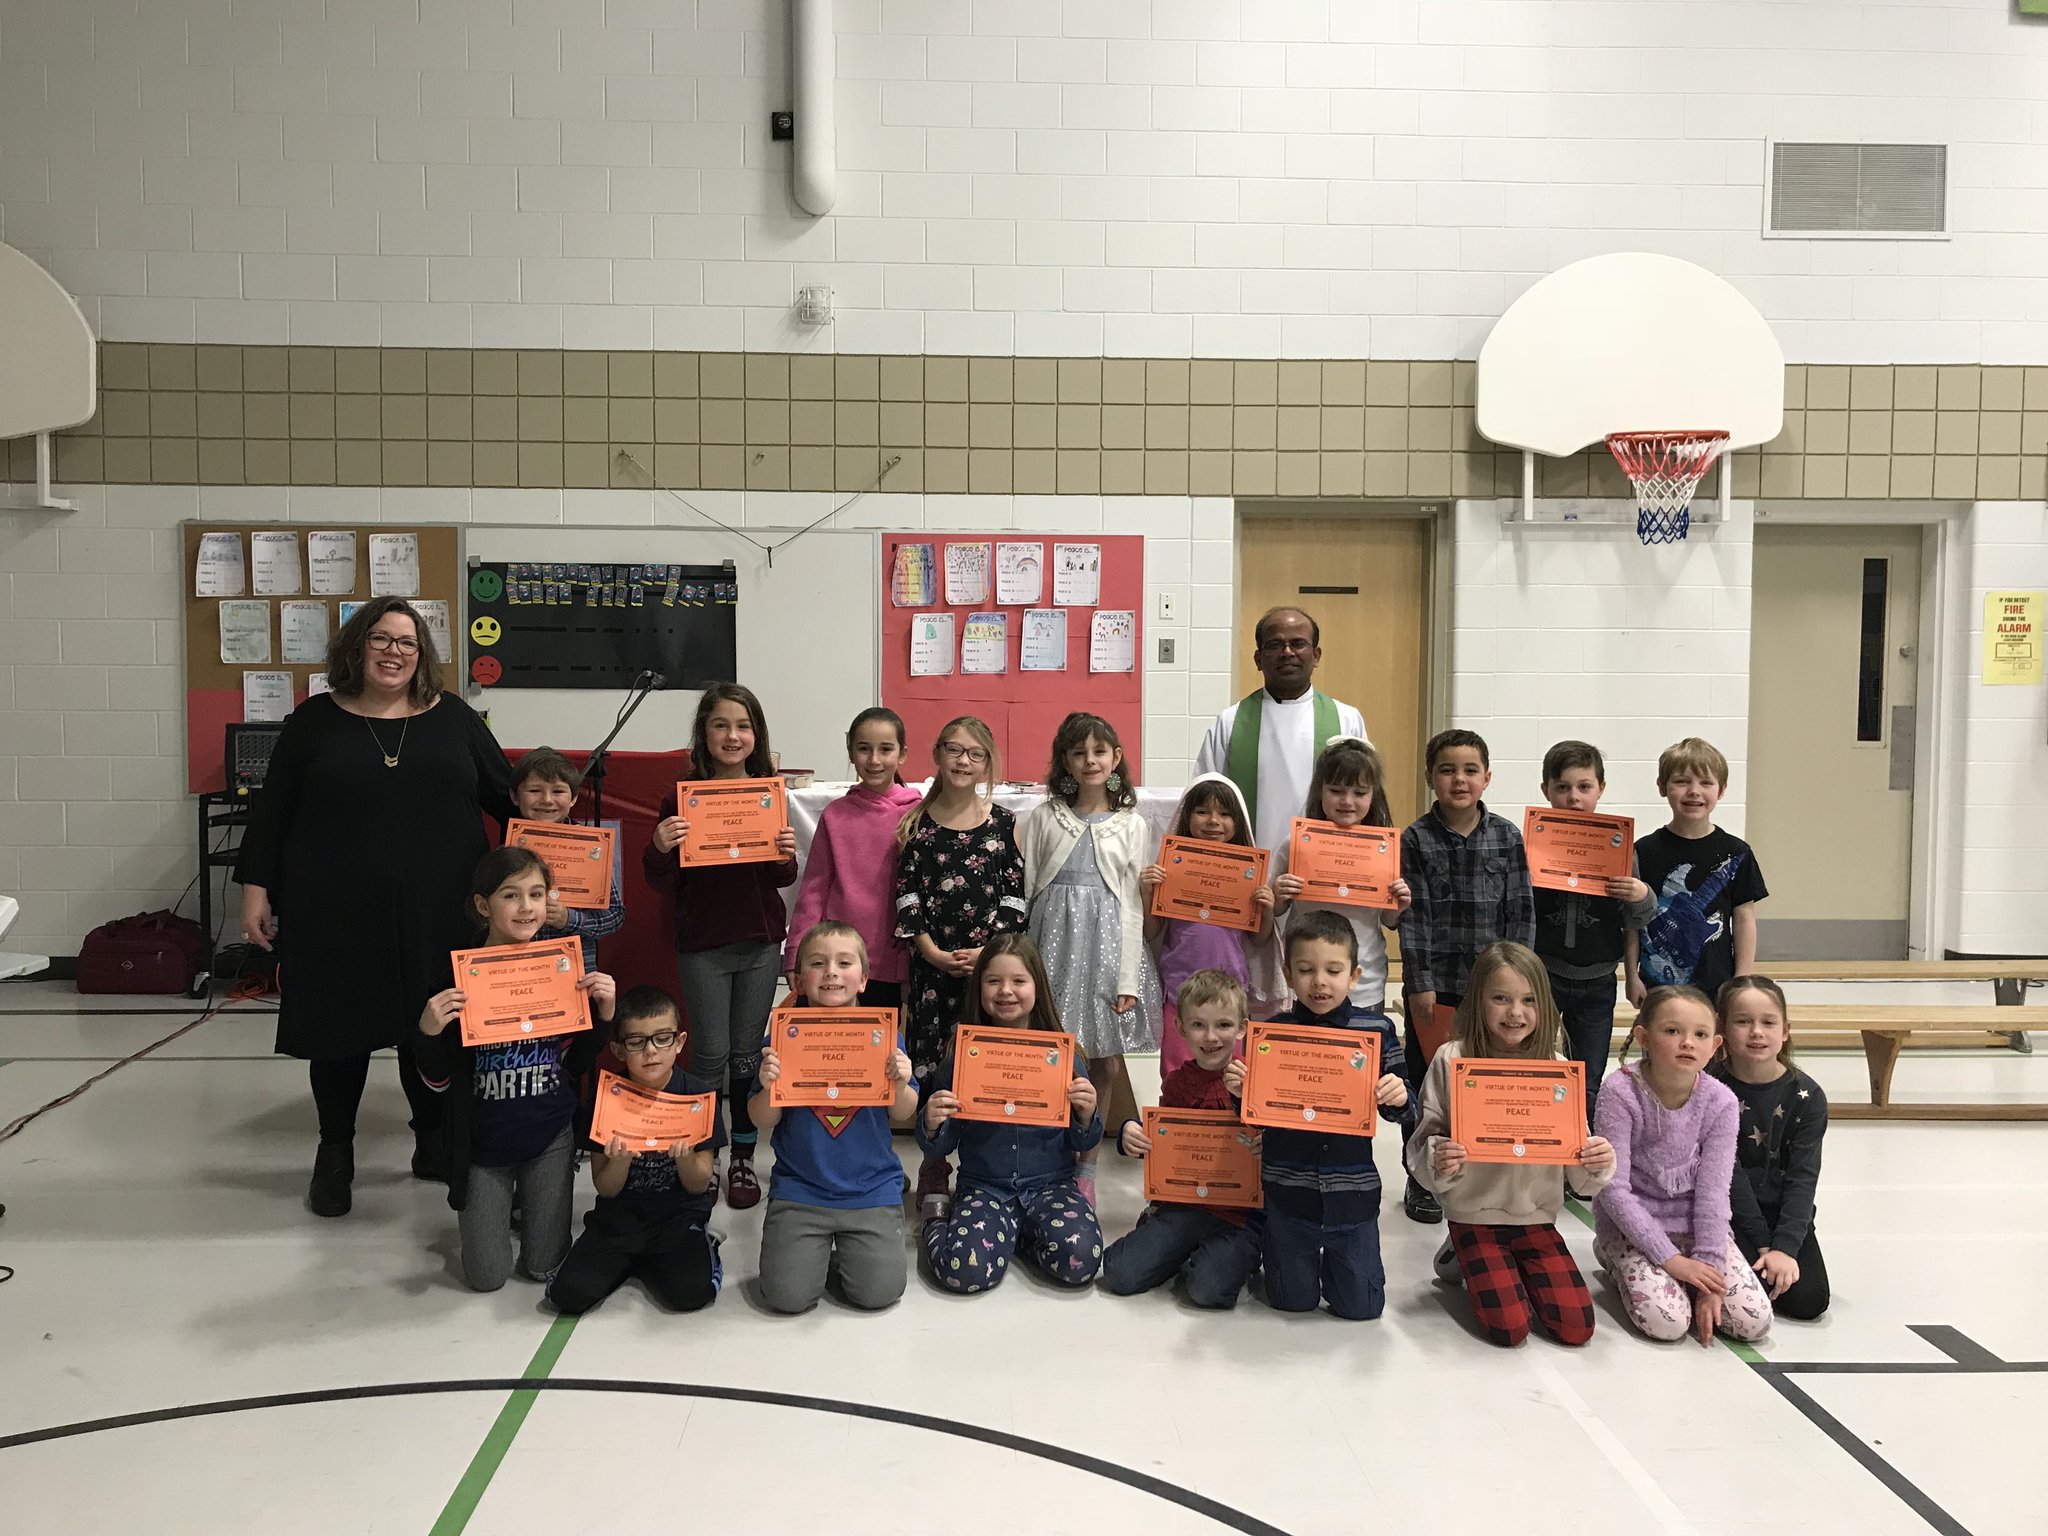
[
  {"xmin": 676, "ymin": 939, "xmax": 780, "ymax": 1150},
  {"xmin": 1261, "ymin": 1199, "xmax": 1385, "ymax": 1320},
  {"xmin": 1548, "ymin": 968, "xmax": 1619, "ymax": 1126},
  {"xmin": 1100, "ymin": 1204, "xmax": 1262, "ymax": 1308},
  {"xmin": 458, "ymin": 1126, "xmax": 576, "ymax": 1291}
]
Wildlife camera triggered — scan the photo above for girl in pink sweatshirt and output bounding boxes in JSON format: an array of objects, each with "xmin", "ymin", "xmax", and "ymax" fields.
[
  {"xmin": 1593, "ymin": 985, "xmax": 1773, "ymax": 1345},
  {"xmin": 783, "ymin": 708, "xmax": 925, "ymax": 1010}
]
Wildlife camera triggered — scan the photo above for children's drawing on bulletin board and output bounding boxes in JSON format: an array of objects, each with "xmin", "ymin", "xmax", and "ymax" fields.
[{"xmin": 880, "ymin": 533, "xmax": 1144, "ymax": 780}]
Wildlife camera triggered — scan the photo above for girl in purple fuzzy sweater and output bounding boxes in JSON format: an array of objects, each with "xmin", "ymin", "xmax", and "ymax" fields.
[{"xmin": 1592, "ymin": 985, "xmax": 1773, "ymax": 1345}]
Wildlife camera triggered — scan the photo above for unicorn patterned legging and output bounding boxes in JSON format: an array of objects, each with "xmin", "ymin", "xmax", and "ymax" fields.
[
  {"xmin": 922, "ymin": 1181, "xmax": 1103, "ymax": 1295},
  {"xmin": 1594, "ymin": 1233, "xmax": 1773, "ymax": 1343}
]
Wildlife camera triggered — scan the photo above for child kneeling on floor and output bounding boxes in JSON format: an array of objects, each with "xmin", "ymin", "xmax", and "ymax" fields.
[
  {"xmin": 548, "ymin": 986, "xmax": 725, "ymax": 1314},
  {"xmin": 1405, "ymin": 942, "xmax": 1614, "ymax": 1347},
  {"xmin": 1100, "ymin": 968, "xmax": 1264, "ymax": 1308},
  {"xmin": 917, "ymin": 935, "xmax": 1104, "ymax": 1294},
  {"xmin": 748, "ymin": 921, "xmax": 920, "ymax": 1314}
]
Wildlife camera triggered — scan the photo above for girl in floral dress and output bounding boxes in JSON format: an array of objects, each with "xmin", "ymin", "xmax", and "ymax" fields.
[{"xmin": 894, "ymin": 715, "xmax": 1027, "ymax": 1218}]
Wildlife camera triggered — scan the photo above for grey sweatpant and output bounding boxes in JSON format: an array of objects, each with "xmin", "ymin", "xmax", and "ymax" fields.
[
  {"xmin": 459, "ymin": 1126, "xmax": 576, "ymax": 1291},
  {"xmin": 758, "ymin": 1198, "xmax": 907, "ymax": 1314}
]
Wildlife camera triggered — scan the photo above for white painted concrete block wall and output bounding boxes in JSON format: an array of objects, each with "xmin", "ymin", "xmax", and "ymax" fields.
[
  {"xmin": 1953, "ymin": 503, "xmax": 2048, "ymax": 953},
  {"xmin": 1448, "ymin": 499, "xmax": 1755, "ymax": 839},
  {"xmin": 3, "ymin": 1, "xmax": 2048, "ymax": 359}
]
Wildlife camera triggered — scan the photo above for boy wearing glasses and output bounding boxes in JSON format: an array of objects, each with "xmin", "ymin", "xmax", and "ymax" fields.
[
  {"xmin": 748, "ymin": 922, "xmax": 920, "ymax": 1313},
  {"xmin": 548, "ymin": 986, "xmax": 726, "ymax": 1314}
]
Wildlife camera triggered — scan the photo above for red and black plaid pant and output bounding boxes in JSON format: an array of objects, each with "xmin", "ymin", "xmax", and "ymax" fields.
[{"xmin": 1447, "ymin": 1221, "xmax": 1595, "ymax": 1347}]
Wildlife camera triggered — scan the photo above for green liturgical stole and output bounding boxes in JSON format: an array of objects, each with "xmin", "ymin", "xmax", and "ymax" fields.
[{"xmin": 1224, "ymin": 688, "xmax": 1340, "ymax": 816}]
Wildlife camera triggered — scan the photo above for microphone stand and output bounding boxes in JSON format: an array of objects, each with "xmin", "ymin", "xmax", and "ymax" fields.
[{"xmin": 585, "ymin": 670, "xmax": 663, "ymax": 828}]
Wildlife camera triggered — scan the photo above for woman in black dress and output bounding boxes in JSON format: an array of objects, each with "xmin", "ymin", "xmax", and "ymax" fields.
[{"xmin": 237, "ymin": 596, "xmax": 513, "ymax": 1217}]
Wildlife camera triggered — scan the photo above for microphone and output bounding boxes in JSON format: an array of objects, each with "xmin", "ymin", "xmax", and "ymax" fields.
[{"xmin": 640, "ymin": 670, "xmax": 666, "ymax": 689}]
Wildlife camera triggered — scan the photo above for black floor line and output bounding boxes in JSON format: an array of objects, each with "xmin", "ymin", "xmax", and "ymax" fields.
[
  {"xmin": 1747, "ymin": 1368, "xmax": 1971, "ymax": 1536},
  {"xmin": 0, "ymin": 1377, "xmax": 1295, "ymax": 1536},
  {"xmin": 1908, "ymin": 1325, "xmax": 2006, "ymax": 1368}
]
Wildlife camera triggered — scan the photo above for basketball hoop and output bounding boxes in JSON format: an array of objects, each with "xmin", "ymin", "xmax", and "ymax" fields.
[{"xmin": 1606, "ymin": 430, "xmax": 1729, "ymax": 545}]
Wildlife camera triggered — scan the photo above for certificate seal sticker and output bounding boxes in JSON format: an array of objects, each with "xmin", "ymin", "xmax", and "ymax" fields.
[
  {"xmin": 1198, "ymin": 907, "xmax": 1211, "ymax": 921},
  {"xmin": 870, "ymin": 1031, "xmax": 883, "ymax": 1046},
  {"xmin": 1302, "ymin": 1106, "xmax": 1316, "ymax": 1122},
  {"xmin": 555, "ymin": 957, "xmax": 570, "ymax": 972},
  {"xmin": 587, "ymin": 847, "xmax": 602, "ymax": 860},
  {"xmin": 967, "ymin": 1045, "xmax": 980, "ymax": 1058},
  {"xmin": 1003, "ymin": 1103, "xmax": 1017, "ymax": 1117},
  {"xmin": 787, "ymin": 1024, "xmax": 800, "ymax": 1038},
  {"xmin": 759, "ymin": 794, "xmax": 773, "ymax": 808},
  {"xmin": 728, "ymin": 847, "xmax": 741, "ymax": 858},
  {"xmin": 1566, "ymin": 874, "xmax": 1580, "ymax": 888},
  {"xmin": 827, "ymin": 1086, "xmax": 839, "ymax": 1100},
  {"xmin": 643, "ymin": 1137, "xmax": 659, "ymax": 1148},
  {"xmin": 520, "ymin": 1019, "xmax": 534, "ymax": 1033},
  {"xmin": 1512, "ymin": 1144, "xmax": 1527, "ymax": 1158},
  {"xmin": 1336, "ymin": 885, "xmax": 1350, "ymax": 898},
  {"xmin": 1349, "ymin": 1052, "xmax": 1366, "ymax": 1070},
  {"xmin": 1610, "ymin": 831, "xmax": 1625, "ymax": 848},
  {"xmin": 1044, "ymin": 1050, "xmax": 1059, "ymax": 1065},
  {"xmin": 1243, "ymin": 867, "xmax": 1255, "ymax": 880},
  {"xmin": 1195, "ymin": 1185, "xmax": 1209, "ymax": 1199},
  {"xmin": 1552, "ymin": 1085, "xmax": 1567, "ymax": 1102},
  {"xmin": 687, "ymin": 795, "xmax": 699, "ymax": 809}
]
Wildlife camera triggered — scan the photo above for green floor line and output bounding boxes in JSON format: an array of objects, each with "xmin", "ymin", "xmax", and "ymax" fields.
[
  {"xmin": 426, "ymin": 1313, "xmax": 580, "ymax": 1535},
  {"xmin": 1564, "ymin": 1191, "xmax": 1765, "ymax": 1363}
]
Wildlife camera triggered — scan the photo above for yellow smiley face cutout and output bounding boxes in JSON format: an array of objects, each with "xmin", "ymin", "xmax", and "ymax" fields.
[{"xmin": 470, "ymin": 615, "xmax": 503, "ymax": 646}]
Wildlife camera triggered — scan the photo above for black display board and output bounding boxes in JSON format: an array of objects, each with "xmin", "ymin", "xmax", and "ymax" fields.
[{"xmin": 464, "ymin": 560, "xmax": 738, "ymax": 690}]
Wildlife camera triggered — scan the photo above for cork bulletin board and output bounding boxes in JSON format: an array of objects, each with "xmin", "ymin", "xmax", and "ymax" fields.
[{"xmin": 179, "ymin": 522, "xmax": 464, "ymax": 793}]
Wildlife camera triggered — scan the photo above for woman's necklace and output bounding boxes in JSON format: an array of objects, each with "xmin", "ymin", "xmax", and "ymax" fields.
[{"xmin": 363, "ymin": 711, "xmax": 412, "ymax": 768}]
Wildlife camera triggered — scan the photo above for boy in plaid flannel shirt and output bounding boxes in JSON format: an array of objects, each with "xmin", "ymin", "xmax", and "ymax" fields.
[{"xmin": 1397, "ymin": 729, "xmax": 1535, "ymax": 1223}]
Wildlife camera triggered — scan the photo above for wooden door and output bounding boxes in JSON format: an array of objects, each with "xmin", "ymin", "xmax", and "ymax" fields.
[
  {"xmin": 1234, "ymin": 512, "xmax": 1433, "ymax": 827},
  {"xmin": 1748, "ymin": 524, "xmax": 1921, "ymax": 959}
]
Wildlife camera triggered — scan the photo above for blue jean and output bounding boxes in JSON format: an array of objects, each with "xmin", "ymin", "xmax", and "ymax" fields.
[
  {"xmin": 1100, "ymin": 1204, "xmax": 1262, "ymax": 1308},
  {"xmin": 1548, "ymin": 969, "xmax": 1618, "ymax": 1127},
  {"xmin": 676, "ymin": 939, "xmax": 778, "ymax": 1149},
  {"xmin": 1262, "ymin": 1200, "xmax": 1385, "ymax": 1320}
]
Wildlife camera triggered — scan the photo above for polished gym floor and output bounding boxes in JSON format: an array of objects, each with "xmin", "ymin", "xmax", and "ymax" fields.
[{"xmin": 1, "ymin": 979, "xmax": 2042, "ymax": 1536}]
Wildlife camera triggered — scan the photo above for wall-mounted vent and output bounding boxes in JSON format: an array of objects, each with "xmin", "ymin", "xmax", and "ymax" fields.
[{"xmin": 1768, "ymin": 142, "xmax": 1946, "ymax": 235}]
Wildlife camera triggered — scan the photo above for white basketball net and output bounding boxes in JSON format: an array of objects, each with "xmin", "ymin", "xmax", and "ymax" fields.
[{"xmin": 1607, "ymin": 431, "xmax": 1729, "ymax": 545}]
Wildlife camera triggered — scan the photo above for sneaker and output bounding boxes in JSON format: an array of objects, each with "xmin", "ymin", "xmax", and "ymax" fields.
[
  {"xmin": 1403, "ymin": 1177, "xmax": 1443, "ymax": 1224},
  {"xmin": 308, "ymin": 1140, "xmax": 354, "ymax": 1218},
  {"xmin": 1432, "ymin": 1237, "xmax": 1463, "ymax": 1284},
  {"xmin": 725, "ymin": 1153, "xmax": 761, "ymax": 1210},
  {"xmin": 916, "ymin": 1154, "xmax": 953, "ymax": 1221}
]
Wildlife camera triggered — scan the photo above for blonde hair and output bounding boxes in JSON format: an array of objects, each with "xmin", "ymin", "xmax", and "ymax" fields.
[
  {"xmin": 898, "ymin": 715, "xmax": 1000, "ymax": 845},
  {"xmin": 1175, "ymin": 968, "xmax": 1248, "ymax": 1021},
  {"xmin": 1453, "ymin": 942, "xmax": 1562, "ymax": 1059},
  {"xmin": 1715, "ymin": 974, "xmax": 1795, "ymax": 1065},
  {"xmin": 795, "ymin": 919, "xmax": 868, "ymax": 973},
  {"xmin": 1658, "ymin": 736, "xmax": 1730, "ymax": 790}
]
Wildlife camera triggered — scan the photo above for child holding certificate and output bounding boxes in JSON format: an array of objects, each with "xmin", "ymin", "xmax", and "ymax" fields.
[
  {"xmin": 893, "ymin": 715, "xmax": 1028, "ymax": 1220},
  {"xmin": 748, "ymin": 922, "xmax": 920, "ymax": 1314},
  {"xmin": 644, "ymin": 683, "xmax": 799, "ymax": 1212},
  {"xmin": 1397, "ymin": 729, "xmax": 1535, "ymax": 1224},
  {"xmin": 1533, "ymin": 741, "xmax": 1654, "ymax": 1129},
  {"xmin": 1593, "ymin": 986, "xmax": 1773, "ymax": 1345},
  {"xmin": 549, "ymin": 986, "xmax": 726, "ymax": 1315},
  {"xmin": 1021, "ymin": 712, "xmax": 1162, "ymax": 1210},
  {"xmin": 1252, "ymin": 911, "xmax": 1414, "ymax": 1320},
  {"xmin": 1270, "ymin": 737, "xmax": 1412, "ymax": 1014},
  {"xmin": 1100, "ymin": 970, "xmax": 1264, "ymax": 1309},
  {"xmin": 1138, "ymin": 774, "xmax": 1274, "ymax": 1073},
  {"xmin": 783, "ymin": 710, "xmax": 923, "ymax": 1009},
  {"xmin": 917, "ymin": 936, "xmax": 1104, "ymax": 1294},
  {"xmin": 416, "ymin": 847, "xmax": 613, "ymax": 1293},
  {"xmin": 1710, "ymin": 976, "xmax": 1829, "ymax": 1321},
  {"xmin": 512, "ymin": 747, "xmax": 627, "ymax": 973},
  {"xmin": 1404, "ymin": 942, "xmax": 1615, "ymax": 1347}
]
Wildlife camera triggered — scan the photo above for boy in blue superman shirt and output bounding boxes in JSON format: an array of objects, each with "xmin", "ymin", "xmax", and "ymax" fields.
[{"xmin": 1231, "ymin": 908, "xmax": 1416, "ymax": 1320}]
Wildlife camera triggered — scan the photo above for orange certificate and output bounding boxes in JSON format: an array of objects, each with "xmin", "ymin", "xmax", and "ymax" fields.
[
  {"xmin": 951, "ymin": 1024, "xmax": 1075, "ymax": 1128},
  {"xmin": 506, "ymin": 818, "xmax": 616, "ymax": 910},
  {"xmin": 1448, "ymin": 1058, "xmax": 1586, "ymax": 1166},
  {"xmin": 1240, "ymin": 1021, "xmax": 1381, "ymax": 1131},
  {"xmin": 1522, "ymin": 807, "xmax": 1634, "ymax": 894},
  {"xmin": 1141, "ymin": 1107, "xmax": 1264, "ymax": 1209},
  {"xmin": 1148, "ymin": 836, "xmax": 1271, "ymax": 934},
  {"xmin": 589, "ymin": 1069, "xmax": 718, "ymax": 1150},
  {"xmin": 767, "ymin": 1007, "xmax": 898, "ymax": 1108},
  {"xmin": 450, "ymin": 937, "xmax": 591, "ymax": 1047},
  {"xmin": 1287, "ymin": 818, "xmax": 1401, "ymax": 910},
  {"xmin": 676, "ymin": 776, "xmax": 789, "ymax": 867}
]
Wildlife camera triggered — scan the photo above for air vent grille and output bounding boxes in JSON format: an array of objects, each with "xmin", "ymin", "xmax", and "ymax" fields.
[{"xmin": 1769, "ymin": 142, "xmax": 1946, "ymax": 234}]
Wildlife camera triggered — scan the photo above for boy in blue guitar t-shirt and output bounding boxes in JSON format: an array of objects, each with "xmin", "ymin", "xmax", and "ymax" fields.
[{"xmin": 1626, "ymin": 738, "xmax": 1768, "ymax": 1004}]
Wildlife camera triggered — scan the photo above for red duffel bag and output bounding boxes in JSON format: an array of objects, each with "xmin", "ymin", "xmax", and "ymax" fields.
[{"xmin": 76, "ymin": 910, "xmax": 210, "ymax": 995}]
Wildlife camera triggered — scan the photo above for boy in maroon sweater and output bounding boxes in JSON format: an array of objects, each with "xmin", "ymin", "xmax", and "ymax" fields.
[{"xmin": 1099, "ymin": 970, "xmax": 1264, "ymax": 1308}]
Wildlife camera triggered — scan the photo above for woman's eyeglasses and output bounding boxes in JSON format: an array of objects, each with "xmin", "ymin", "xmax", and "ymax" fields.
[
  {"xmin": 940, "ymin": 743, "xmax": 989, "ymax": 765},
  {"xmin": 618, "ymin": 1029, "xmax": 681, "ymax": 1053},
  {"xmin": 366, "ymin": 633, "xmax": 421, "ymax": 654}
]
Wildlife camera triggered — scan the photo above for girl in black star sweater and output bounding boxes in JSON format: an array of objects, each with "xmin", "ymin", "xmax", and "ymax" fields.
[{"xmin": 1710, "ymin": 976, "xmax": 1830, "ymax": 1320}]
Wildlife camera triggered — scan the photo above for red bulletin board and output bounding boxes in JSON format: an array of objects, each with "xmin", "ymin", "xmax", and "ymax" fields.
[{"xmin": 880, "ymin": 534, "xmax": 1145, "ymax": 783}]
